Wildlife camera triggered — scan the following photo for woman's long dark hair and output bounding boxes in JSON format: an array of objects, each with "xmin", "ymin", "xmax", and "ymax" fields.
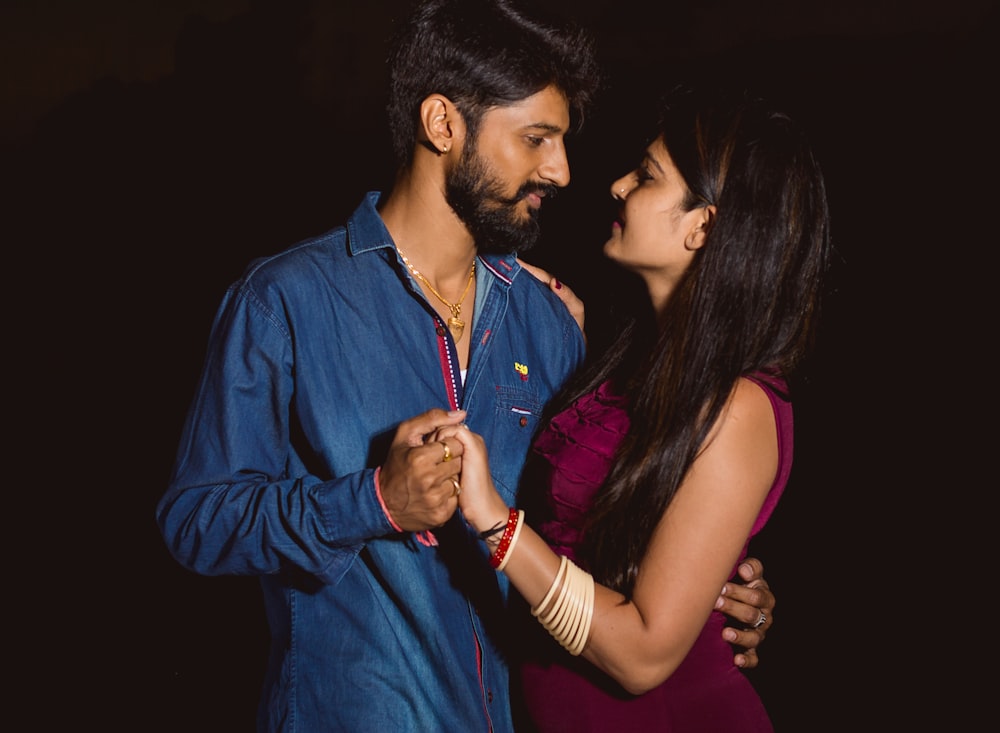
[{"xmin": 561, "ymin": 86, "xmax": 831, "ymax": 597}]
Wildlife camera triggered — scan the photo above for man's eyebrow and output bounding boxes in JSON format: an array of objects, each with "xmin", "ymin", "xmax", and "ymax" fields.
[{"xmin": 523, "ymin": 122, "xmax": 565, "ymax": 134}]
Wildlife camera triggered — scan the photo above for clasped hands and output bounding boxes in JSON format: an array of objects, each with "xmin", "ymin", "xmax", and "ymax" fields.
[
  {"xmin": 378, "ymin": 408, "xmax": 469, "ymax": 532},
  {"xmin": 378, "ymin": 407, "xmax": 774, "ymax": 668}
]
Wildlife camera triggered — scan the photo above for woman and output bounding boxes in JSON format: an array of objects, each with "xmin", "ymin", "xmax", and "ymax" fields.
[{"xmin": 445, "ymin": 85, "xmax": 831, "ymax": 730}]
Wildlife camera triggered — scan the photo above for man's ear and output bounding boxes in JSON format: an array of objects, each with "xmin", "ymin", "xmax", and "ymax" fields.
[
  {"xmin": 418, "ymin": 95, "xmax": 460, "ymax": 155},
  {"xmin": 685, "ymin": 205, "xmax": 717, "ymax": 250}
]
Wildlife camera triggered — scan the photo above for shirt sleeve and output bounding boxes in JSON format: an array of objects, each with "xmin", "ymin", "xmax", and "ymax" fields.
[{"xmin": 155, "ymin": 280, "xmax": 398, "ymax": 585}]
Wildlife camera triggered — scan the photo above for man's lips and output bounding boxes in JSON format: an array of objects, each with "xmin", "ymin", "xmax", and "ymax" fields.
[{"xmin": 520, "ymin": 184, "xmax": 557, "ymax": 209}]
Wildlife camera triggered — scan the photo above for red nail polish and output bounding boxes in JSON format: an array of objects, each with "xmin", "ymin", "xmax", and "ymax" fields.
[{"xmin": 554, "ymin": 279, "xmax": 562, "ymax": 289}]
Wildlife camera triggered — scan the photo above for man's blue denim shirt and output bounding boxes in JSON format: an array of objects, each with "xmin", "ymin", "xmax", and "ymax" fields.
[{"xmin": 157, "ymin": 192, "xmax": 586, "ymax": 732}]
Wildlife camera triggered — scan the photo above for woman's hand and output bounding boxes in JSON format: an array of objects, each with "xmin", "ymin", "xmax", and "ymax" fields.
[
  {"xmin": 519, "ymin": 260, "xmax": 585, "ymax": 338},
  {"xmin": 435, "ymin": 423, "xmax": 510, "ymax": 535}
]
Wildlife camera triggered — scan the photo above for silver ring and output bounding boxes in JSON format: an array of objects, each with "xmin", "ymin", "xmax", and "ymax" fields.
[{"xmin": 753, "ymin": 611, "xmax": 767, "ymax": 629}]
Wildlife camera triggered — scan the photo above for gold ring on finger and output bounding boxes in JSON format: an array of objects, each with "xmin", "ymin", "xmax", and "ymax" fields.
[
  {"xmin": 440, "ymin": 441, "xmax": 452, "ymax": 462},
  {"xmin": 449, "ymin": 477, "xmax": 461, "ymax": 497}
]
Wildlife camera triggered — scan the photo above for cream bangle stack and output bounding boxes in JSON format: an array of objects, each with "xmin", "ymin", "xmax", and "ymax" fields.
[{"xmin": 531, "ymin": 554, "xmax": 596, "ymax": 656}]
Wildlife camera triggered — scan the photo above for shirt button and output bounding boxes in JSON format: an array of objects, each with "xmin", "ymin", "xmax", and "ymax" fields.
[
  {"xmin": 436, "ymin": 325, "xmax": 447, "ymax": 337},
  {"xmin": 519, "ymin": 416, "xmax": 528, "ymax": 427},
  {"xmin": 487, "ymin": 690, "xmax": 494, "ymax": 703}
]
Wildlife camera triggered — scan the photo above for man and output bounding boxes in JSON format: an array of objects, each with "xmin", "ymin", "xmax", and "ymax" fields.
[{"xmin": 157, "ymin": 1, "xmax": 774, "ymax": 730}]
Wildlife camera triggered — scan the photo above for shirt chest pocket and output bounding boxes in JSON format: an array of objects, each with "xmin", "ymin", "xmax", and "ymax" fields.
[{"xmin": 484, "ymin": 385, "xmax": 544, "ymax": 502}]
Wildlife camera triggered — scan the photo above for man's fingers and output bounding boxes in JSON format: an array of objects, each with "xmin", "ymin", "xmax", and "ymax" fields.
[
  {"xmin": 723, "ymin": 576, "xmax": 774, "ymax": 608},
  {"xmin": 723, "ymin": 624, "xmax": 767, "ymax": 650},
  {"xmin": 735, "ymin": 649, "xmax": 759, "ymax": 669},
  {"xmin": 737, "ymin": 557, "xmax": 765, "ymax": 583},
  {"xmin": 397, "ymin": 408, "xmax": 467, "ymax": 447}
]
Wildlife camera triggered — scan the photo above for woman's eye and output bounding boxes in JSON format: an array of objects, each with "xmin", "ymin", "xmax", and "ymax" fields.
[{"xmin": 636, "ymin": 167, "xmax": 653, "ymax": 183}]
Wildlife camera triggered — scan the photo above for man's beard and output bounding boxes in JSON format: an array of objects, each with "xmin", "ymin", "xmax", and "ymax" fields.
[{"xmin": 445, "ymin": 146, "xmax": 558, "ymax": 255}]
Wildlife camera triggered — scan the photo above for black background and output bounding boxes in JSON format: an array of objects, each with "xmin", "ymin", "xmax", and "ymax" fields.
[{"xmin": 6, "ymin": 1, "xmax": 995, "ymax": 730}]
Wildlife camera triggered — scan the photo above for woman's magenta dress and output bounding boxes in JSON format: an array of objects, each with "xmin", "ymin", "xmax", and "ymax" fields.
[{"xmin": 516, "ymin": 373, "xmax": 793, "ymax": 732}]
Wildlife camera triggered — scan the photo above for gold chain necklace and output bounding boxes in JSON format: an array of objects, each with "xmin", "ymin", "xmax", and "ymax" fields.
[{"xmin": 397, "ymin": 249, "xmax": 476, "ymax": 341}]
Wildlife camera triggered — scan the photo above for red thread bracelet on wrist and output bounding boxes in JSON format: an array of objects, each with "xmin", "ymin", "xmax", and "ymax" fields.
[{"xmin": 489, "ymin": 507, "xmax": 520, "ymax": 569}]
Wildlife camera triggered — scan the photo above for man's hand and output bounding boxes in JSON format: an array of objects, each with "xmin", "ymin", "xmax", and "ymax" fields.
[
  {"xmin": 714, "ymin": 557, "xmax": 775, "ymax": 669},
  {"xmin": 378, "ymin": 408, "xmax": 467, "ymax": 531}
]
